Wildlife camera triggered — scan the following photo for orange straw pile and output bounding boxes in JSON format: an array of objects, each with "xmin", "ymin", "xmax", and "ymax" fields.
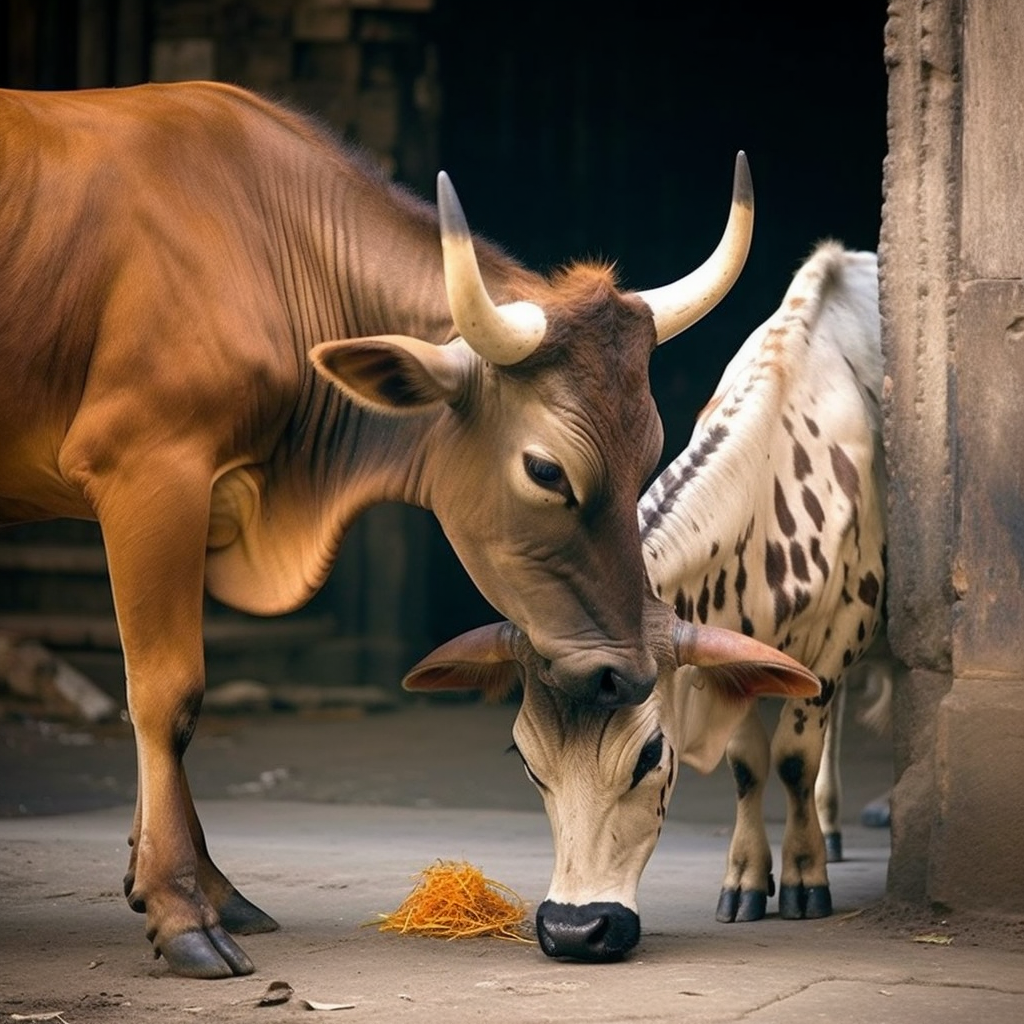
[{"xmin": 377, "ymin": 860, "xmax": 531, "ymax": 942}]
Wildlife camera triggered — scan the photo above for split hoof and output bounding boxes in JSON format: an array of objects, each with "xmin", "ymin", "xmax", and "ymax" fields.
[
  {"xmin": 778, "ymin": 883, "xmax": 832, "ymax": 920},
  {"xmin": 716, "ymin": 887, "xmax": 768, "ymax": 923},
  {"xmin": 158, "ymin": 925, "xmax": 256, "ymax": 978}
]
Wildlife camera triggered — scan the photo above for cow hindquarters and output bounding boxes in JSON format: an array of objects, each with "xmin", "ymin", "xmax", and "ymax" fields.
[
  {"xmin": 90, "ymin": 459, "xmax": 263, "ymax": 977},
  {"xmin": 718, "ymin": 704, "xmax": 775, "ymax": 922}
]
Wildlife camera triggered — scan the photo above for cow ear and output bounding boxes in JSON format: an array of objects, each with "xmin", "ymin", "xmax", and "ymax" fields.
[
  {"xmin": 402, "ymin": 622, "xmax": 522, "ymax": 703},
  {"xmin": 310, "ymin": 335, "xmax": 475, "ymax": 413},
  {"xmin": 670, "ymin": 620, "xmax": 821, "ymax": 775},
  {"xmin": 673, "ymin": 620, "xmax": 821, "ymax": 700}
]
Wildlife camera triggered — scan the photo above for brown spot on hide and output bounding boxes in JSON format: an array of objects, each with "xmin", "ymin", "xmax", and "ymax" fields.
[
  {"xmin": 810, "ymin": 536, "xmax": 830, "ymax": 580},
  {"xmin": 765, "ymin": 541, "xmax": 787, "ymax": 589},
  {"xmin": 793, "ymin": 441, "xmax": 812, "ymax": 481},
  {"xmin": 710, "ymin": 541, "xmax": 720, "ymax": 558},
  {"xmin": 696, "ymin": 577, "xmax": 710, "ymax": 623},
  {"xmin": 812, "ymin": 677, "xmax": 836, "ymax": 708},
  {"xmin": 789, "ymin": 541, "xmax": 809, "ymax": 581},
  {"xmin": 741, "ymin": 616, "xmax": 754, "ymax": 636},
  {"xmin": 793, "ymin": 588, "xmax": 811, "ymax": 616},
  {"xmin": 802, "ymin": 486, "xmax": 826, "ymax": 532},
  {"xmin": 774, "ymin": 589, "xmax": 793, "ymax": 632},
  {"xmin": 829, "ymin": 443, "xmax": 861, "ymax": 501},
  {"xmin": 858, "ymin": 571, "xmax": 880, "ymax": 608},
  {"xmin": 803, "ymin": 415, "xmax": 820, "ymax": 438},
  {"xmin": 731, "ymin": 759, "xmax": 756, "ymax": 799},
  {"xmin": 735, "ymin": 561, "xmax": 747, "ymax": 596},
  {"xmin": 713, "ymin": 568, "xmax": 727, "ymax": 610},
  {"xmin": 774, "ymin": 478, "xmax": 797, "ymax": 537}
]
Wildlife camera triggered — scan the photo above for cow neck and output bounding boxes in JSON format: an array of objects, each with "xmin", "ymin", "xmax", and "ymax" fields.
[{"xmin": 638, "ymin": 331, "xmax": 787, "ymax": 605}]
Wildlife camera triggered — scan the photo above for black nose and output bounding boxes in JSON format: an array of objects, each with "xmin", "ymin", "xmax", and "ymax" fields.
[
  {"xmin": 594, "ymin": 668, "xmax": 655, "ymax": 708},
  {"xmin": 535, "ymin": 900, "xmax": 641, "ymax": 962}
]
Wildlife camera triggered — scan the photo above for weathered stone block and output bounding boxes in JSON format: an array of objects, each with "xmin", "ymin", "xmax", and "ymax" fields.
[
  {"xmin": 961, "ymin": 4, "xmax": 1024, "ymax": 279},
  {"xmin": 930, "ymin": 680, "xmax": 1024, "ymax": 914},
  {"xmin": 953, "ymin": 280, "xmax": 1024, "ymax": 678}
]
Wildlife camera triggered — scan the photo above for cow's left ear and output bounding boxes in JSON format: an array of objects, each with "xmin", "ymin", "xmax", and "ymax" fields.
[
  {"xmin": 673, "ymin": 620, "xmax": 820, "ymax": 700},
  {"xmin": 670, "ymin": 620, "xmax": 821, "ymax": 775},
  {"xmin": 402, "ymin": 622, "xmax": 523, "ymax": 703},
  {"xmin": 311, "ymin": 335, "xmax": 475, "ymax": 413}
]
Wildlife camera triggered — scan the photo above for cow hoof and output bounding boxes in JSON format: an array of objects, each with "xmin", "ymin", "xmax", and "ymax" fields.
[
  {"xmin": 716, "ymin": 887, "xmax": 767, "ymax": 923},
  {"xmin": 861, "ymin": 794, "xmax": 891, "ymax": 828},
  {"xmin": 159, "ymin": 926, "xmax": 256, "ymax": 979},
  {"xmin": 824, "ymin": 831, "xmax": 843, "ymax": 863},
  {"xmin": 779, "ymin": 883, "xmax": 832, "ymax": 920},
  {"xmin": 218, "ymin": 889, "xmax": 280, "ymax": 935}
]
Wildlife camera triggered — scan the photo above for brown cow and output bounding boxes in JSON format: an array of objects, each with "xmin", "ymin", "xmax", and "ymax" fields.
[{"xmin": 0, "ymin": 81, "xmax": 752, "ymax": 977}]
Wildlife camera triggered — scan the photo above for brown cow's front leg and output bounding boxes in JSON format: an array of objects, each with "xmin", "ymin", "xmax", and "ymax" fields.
[
  {"xmin": 95, "ymin": 471, "xmax": 258, "ymax": 978},
  {"xmin": 771, "ymin": 691, "xmax": 833, "ymax": 920}
]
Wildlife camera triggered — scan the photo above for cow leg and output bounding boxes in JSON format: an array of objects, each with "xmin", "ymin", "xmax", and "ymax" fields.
[
  {"xmin": 94, "ymin": 474, "xmax": 257, "ymax": 978},
  {"xmin": 717, "ymin": 704, "xmax": 774, "ymax": 922},
  {"xmin": 771, "ymin": 691, "xmax": 833, "ymax": 920},
  {"xmin": 815, "ymin": 681, "xmax": 846, "ymax": 862},
  {"xmin": 179, "ymin": 767, "xmax": 280, "ymax": 934}
]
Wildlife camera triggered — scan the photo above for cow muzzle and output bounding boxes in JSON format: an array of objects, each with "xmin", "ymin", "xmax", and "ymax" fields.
[{"xmin": 535, "ymin": 900, "xmax": 641, "ymax": 962}]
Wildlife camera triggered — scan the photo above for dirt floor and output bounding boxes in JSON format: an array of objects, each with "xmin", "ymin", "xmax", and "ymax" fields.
[{"xmin": 2, "ymin": 691, "xmax": 1021, "ymax": 1024}]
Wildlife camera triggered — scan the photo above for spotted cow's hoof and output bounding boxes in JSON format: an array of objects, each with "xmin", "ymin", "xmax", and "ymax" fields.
[
  {"xmin": 824, "ymin": 831, "xmax": 843, "ymax": 863},
  {"xmin": 778, "ymin": 883, "xmax": 832, "ymax": 920},
  {"xmin": 157, "ymin": 925, "xmax": 256, "ymax": 979},
  {"xmin": 716, "ymin": 887, "xmax": 768, "ymax": 923},
  {"xmin": 218, "ymin": 889, "xmax": 280, "ymax": 935}
]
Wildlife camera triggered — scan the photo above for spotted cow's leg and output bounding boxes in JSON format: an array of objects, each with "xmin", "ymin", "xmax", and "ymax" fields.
[
  {"xmin": 86, "ymin": 460, "xmax": 256, "ymax": 979},
  {"xmin": 815, "ymin": 681, "xmax": 846, "ymax": 862},
  {"xmin": 771, "ymin": 689, "xmax": 833, "ymax": 920},
  {"xmin": 717, "ymin": 703, "xmax": 774, "ymax": 922},
  {"xmin": 179, "ymin": 767, "xmax": 279, "ymax": 934}
]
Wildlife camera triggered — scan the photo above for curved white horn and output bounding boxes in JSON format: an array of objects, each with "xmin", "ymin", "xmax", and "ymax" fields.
[
  {"xmin": 637, "ymin": 152, "xmax": 754, "ymax": 345},
  {"xmin": 437, "ymin": 171, "xmax": 547, "ymax": 365}
]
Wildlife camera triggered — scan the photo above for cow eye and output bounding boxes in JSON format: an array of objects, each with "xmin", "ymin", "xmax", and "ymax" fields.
[
  {"xmin": 523, "ymin": 452, "xmax": 575, "ymax": 504},
  {"xmin": 524, "ymin": 453, "xmax": 564, "ymax": 488},
  {"xmin": 629, "ymin": 733, "xmax": 664, "ymax": 790}
]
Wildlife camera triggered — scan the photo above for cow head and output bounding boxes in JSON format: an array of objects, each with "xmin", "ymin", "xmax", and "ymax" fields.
[
  {"xmin": 311, "ymin": 158, "xmax": 753, "ymax": 707},
  {"xmin": 403, "ymin": 597, "xmax": 819, "ymax": 962}
]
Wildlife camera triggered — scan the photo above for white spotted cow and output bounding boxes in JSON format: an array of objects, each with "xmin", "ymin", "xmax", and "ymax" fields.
[{"xmin": 405, "ymin": 242, "xmax": 886, "ymax": 960}]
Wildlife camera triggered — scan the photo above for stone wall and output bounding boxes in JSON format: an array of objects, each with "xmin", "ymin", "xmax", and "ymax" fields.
[
  {"xmin": 147, "ymin": 0, "xmax": 439, "ymax": 188},
  {"xmin": 882, "ymin": 0, "xmax": 1024, "ymax": 916}
]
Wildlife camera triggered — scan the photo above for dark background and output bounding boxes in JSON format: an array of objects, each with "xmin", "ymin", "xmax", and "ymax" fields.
[
  {"xmin": 433, "ymin": 1, "xmax": 889, "ymax": 639},
  {"xmin": 0, "ymin": 0, "xmax": 888, "ymax": 658}
]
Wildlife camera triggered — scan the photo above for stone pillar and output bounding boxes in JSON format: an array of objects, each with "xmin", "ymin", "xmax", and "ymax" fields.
[{"xmin": 882, "ymin": 0, "xmax": 1024, "ymax": 915}]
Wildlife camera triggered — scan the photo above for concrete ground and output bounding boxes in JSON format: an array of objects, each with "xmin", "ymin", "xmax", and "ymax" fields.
[{"xmin": 2, "ymin": 695, "xmax": 1022, "ymax": 1023}]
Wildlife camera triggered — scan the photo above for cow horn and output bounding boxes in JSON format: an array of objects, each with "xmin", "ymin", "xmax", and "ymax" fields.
[
  {"xmin": 437, "ymin": 171, "xmax": 547, "ymax": 365},
  {"xmin": 637, "ymin": 152, "xmax": 754, "ymax": 345}
]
